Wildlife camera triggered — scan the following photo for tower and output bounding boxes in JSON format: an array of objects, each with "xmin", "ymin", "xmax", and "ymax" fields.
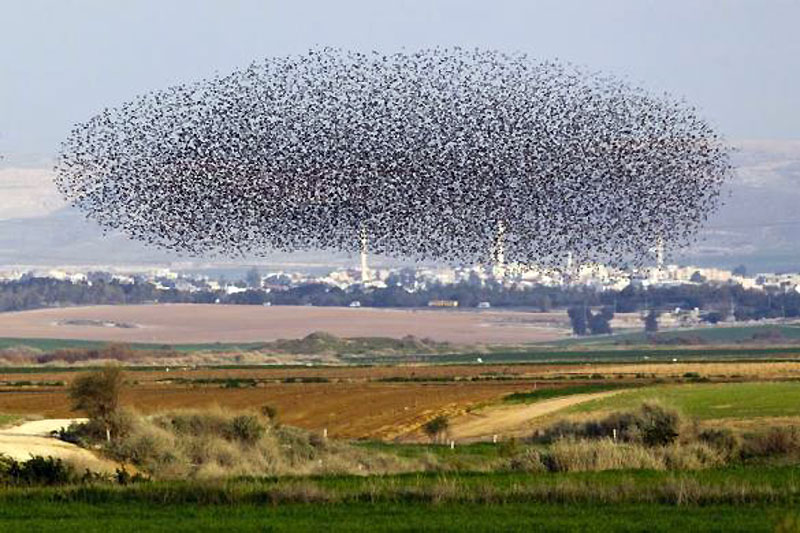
[{"xmin": 360, "ymin": 226, "xmax": 370, "ymax": 283}]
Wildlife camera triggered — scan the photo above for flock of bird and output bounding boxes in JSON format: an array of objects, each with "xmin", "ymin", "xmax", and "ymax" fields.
[{"xmin": 55, "ymin": 48, "xmax": 731, "ymax": 269}]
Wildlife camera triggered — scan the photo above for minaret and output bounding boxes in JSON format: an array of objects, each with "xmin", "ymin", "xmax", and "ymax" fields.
[
  {"xmin": 656, "ymin": 236, "xmax": 664, "ymax": 271},
  {"xmin": 492, "ymin": 220, "xmax": 506, "ymax": 279},
  {"xmin": 360, "ymin": 225, "xmax": 370, "ymax": 283},
  {"xmin": 565, "ymin": 251, "xmax": 574, "ymax": 283}
]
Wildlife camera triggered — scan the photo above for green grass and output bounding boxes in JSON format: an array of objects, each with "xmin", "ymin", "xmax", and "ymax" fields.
[
  {"xmin": 356, "ymin": 441, "xmax": 506, "ymax": 467},
  {"xmin": 502, "ymin": 383, "xmax": 637, "ymax": 404},
  {"xmin": 2, "ymin": 468, "xmax": 800, "ymax": 531},
  {"xmin": 0, "ymin": 413, "xmax": 21, "ymax": 427},
  {"xmin": 564, "ymin": 381, "xmax": 800, "ymax": 420},
  {"xmin": 549, "ymin": 324, "xmax": 800, "ymax": 348},
  {"xmin": 0, "ymin": 501, "xmax": 791, "ymax": 532}
]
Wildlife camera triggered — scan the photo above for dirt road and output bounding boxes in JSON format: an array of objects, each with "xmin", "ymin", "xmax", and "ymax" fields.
[
  {"xmin": 0, "ymin": 418, "xmax": 117, "ymax": 472},
  {"xmin": 442, "ymin": 390, "xmax": 626, "ymax": 442}
]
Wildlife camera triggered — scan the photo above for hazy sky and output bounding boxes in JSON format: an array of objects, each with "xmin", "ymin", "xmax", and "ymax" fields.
[{"xmin": 2, "ymin": 0, "xmax": 799, "ymax": 159}]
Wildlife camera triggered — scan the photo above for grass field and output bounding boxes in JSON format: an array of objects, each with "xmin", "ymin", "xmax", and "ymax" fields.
[
  {"xmin": 502, "ymin": 383, "xmax": 636, "ymax": 404},
  {"xmin": 1, "ymin": 468, "xmax": 800, "ymax": 531},
  {"xmin": 0, "ymin": 501, "xmax": 789, "ymax": 532},
  {"xmin": 564, "ymin": 381, "xmax": 800, "ymax": 420},
  {"xmin": 549, "ymin": 324, "xmax": 800, "ymax": 347}
]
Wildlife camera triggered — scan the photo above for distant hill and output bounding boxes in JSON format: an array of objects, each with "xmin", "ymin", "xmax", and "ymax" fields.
[
  {"xmin": 676, "ymin": 139, "xmax": 800, "ymax": 272},
  {"xmin": 1, "ymin": 139, "xmax": 799, "ymax": 272}
]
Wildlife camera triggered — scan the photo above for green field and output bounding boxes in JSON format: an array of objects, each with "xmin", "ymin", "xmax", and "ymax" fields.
[
  {"xmin": 549, "ymin": 324, "xmax": 800, "ymax": 347},
  {"xmin": 2, "ymin": 468, "xmax": 800, "ymax": 531},
  {"xmin": 502, "ymin": 383, "xmax": 637, "ymax": 404},
  {"xmin": 564, "ymin": 381, "xmax": 800, "ymax": 419},
  {"xmin": 0, "ymin": 501, "xmax": 790, "ymax": 532}
]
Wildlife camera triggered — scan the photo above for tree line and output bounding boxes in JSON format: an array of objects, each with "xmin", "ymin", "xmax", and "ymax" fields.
[{"xmin": 2, "ymin": 276, "xmax": 799, "ymax": 323}]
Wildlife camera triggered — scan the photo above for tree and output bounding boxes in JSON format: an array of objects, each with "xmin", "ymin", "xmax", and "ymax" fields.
[
  {"xmin": 567, "ymin": 306, "xmax": 588, "ymax": 336},
  {"xmin": 644, "ymin": 310, "xmax": 659, "ymax": 333},
  {"xmin": 587, "ymin": 307, "xmax": 613, "ymax": 335},
  {"xmin": 68, "ymin": 365, "xmax": 124, "ymax": 442},
  {"xmin": 245, "ymin": 267, "xmax": 262, "ymax": 289},
  {"xmin": 690, "ymin": 271, "xmax": 707, "ymax": 283},
  {"xmin": 422, "ymin": 415, "xmax": 450, "ymax": 443}
]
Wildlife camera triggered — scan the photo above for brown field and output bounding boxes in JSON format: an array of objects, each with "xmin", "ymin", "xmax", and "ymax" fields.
[
  {"xmin": 0, "ymin": 361, "xmax": 800, "ymax": 440},
  {"xmin": 0, "ymin": 364, "xmax": 559, "ymax": 385},
  {"xmin": 4, "ymin": 360, "xmax": 800, "ymax": 386},
  {"xmin": 0, "ymin": 381, "xmax": 539, "ymax": 440},
  {"xmin": 3, "ymin": 360, "xmax": 797, "ymax": 441},
  {"xmin": 0, "ymin": 304, "xmax": 571, "ymax": 345}
]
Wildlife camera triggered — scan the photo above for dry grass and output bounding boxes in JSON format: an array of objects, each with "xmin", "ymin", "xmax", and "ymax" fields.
[
  {"xmin": 562, "ymin": 361, "xmax": 800, "ymax": 380},
  {"xmin": 95, "ymin": 407, "xmax": 415, "ymax": 479}
]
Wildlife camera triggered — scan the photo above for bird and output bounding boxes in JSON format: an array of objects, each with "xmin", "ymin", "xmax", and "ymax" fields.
[{"xmin": 54, "ymin": 48, "xmax": 731, "ymax": 272}]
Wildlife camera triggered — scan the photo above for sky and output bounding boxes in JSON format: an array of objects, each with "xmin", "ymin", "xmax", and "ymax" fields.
[{"xmin": 1, "ymin": 0, "xmax": 799, "ymax": 160}]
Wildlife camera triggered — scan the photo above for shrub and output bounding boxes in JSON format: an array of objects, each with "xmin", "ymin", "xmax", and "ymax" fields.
[
  {"xmin": 497, "ymin": 438, "xmax": 522, "ymax": 458},
  {"xmin": 422, "ymin": 415, "xmax": 450, "ymax": 442},
  {"xmin": 0, "ymin": 455, "xmax": 76, "ymax": 485},
  {"xmin": 541, "ymin": 439, "xmax": 662, "ymax": 472},
  {"xmin": 636, "ymin": 403, "xmax": 681, "ymax": 446},
  {"xmin": 227, "ymin": 415, "xmax": 265, "ymax": 445},
  {"xmin": 536, "ymin": 402, "xmax": 681, "ymax": 447},
  {"xmin": 697, "ymin": 428, "xmax": 741, "ymax": 458},
  {"xmin": 744, "ymin": 426, "xmax": 800, "ymax": 457},
  {"xmin": 506, "ymin": 448, "xmax": 545, "ymax": 472},
  {"xmin": 660, "ymin": 442, "xmax": 725, "ymax": 470},
  {"xmin": 260, "ymin": 404, "xmax": 279, "ymax": 423}
]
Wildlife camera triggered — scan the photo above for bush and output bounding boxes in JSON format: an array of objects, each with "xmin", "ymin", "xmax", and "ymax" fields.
[
  {"xmin": 227, "ymin": 415, "xmax": 265, "ymax": 445},
  {"xmin": 260, "ymin": 404, "xmax": 279, "ymax": 423},
  {"xmin": 422, "ymin": 415, "xmax": 450, "ymax": 442},
  {"xmin": 541, "ymin": 439, "xmax": 662, "ymax": 472},
  {"xmin": 497, "ymin": 438, "xmax": 522, "ymax": 458},
  {"xmin": 697, "ymin": 428, "xmax": 741, "ymax": 458},
  {"xmin": 506, "ymin": 448, "xmax": 545, "ymax": 472},
  {"xmin": 661, "ymin": 442, "xmax": 725, "ymax": 470},
  {"xmin": 0, "ymin": 455, "xmax": 76, "ymax": 485},
  {"xmin": 743, "ymin": 426, "xmax": 800, "ymax": 457},
  {"xmin": 535, "ymin": 402, "xmax": 681, "ymax": 446}
]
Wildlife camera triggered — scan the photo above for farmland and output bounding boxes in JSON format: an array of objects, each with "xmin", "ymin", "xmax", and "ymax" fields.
[
  {"xmin": 4, "ymin": 332, "xmax": 800, "ymax": 531},
  {"xmin": 3, "ymin": 358, "xmax": 800, "ymax": 440},
  {"xmin": 0, "ymin": 304, "xmax": 572, "ymax": 345},
  {"xmin": 2, "ymin": 468, "xmax": 800, "ymax": 531},
  {"xmin": 562, "ymin": 381, "xmax": 800, "ymax": 420}
]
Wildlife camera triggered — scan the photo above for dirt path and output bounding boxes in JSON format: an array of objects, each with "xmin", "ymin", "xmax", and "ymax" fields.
[
  {"xmin": 442, "ymin": 390, "xmax": 626, "ymax": 442},
  {"xmin": 0, "ymin": 418, "xmax": 118, "ymax": 472}
]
